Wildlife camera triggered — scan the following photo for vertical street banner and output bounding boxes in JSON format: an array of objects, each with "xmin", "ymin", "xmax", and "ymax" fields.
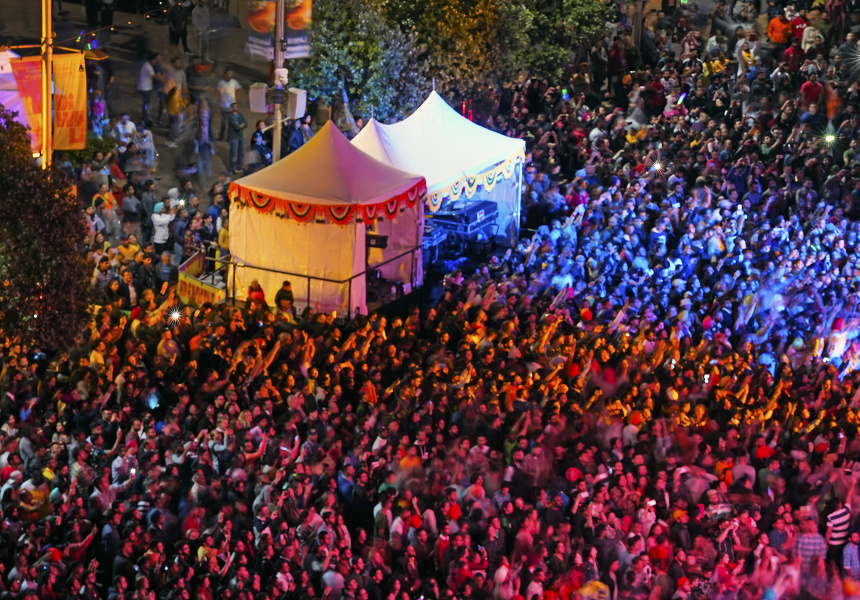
[
  {"xmin": 245, "ymin": 0, "xmax": 276, "ymax": 61},
  {"xmin": 284, "ymin": 0, "xmax": 311, "ymax": 59},
  {"xmin": 245, "ymin": 0, "xmax": 311, "ymax": 61},
  {"xmin": 10, "ymin": 57, "xmax": 43, "ymax": 154},
  {"xmin": 52, "ymin": 53, "xmax": 87, "ymax": 150}
]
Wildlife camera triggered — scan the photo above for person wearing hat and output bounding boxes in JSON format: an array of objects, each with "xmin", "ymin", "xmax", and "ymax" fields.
[
  {"xmin": 151, "ymin": 198, "xmax": 179, "ymax": 256},
  {"xmin": 674, "ymin": 576, "xmax": 693, "ymax": 598}
]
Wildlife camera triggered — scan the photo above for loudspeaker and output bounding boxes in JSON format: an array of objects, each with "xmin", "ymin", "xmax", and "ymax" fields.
[
  {"xmin": 367, "ymin": 234, "xmax": 389, "ymax": 249},
  {"xmin": 274, "ymin": 68, "xmax": 289, "ymax": 87},
  {"xmin": 249, "ymin": 83, "xmax": 268, "ymax": 114},
  {"xmin": 285, "ymin": 88, "xmax": 307, "ymax": 120}
]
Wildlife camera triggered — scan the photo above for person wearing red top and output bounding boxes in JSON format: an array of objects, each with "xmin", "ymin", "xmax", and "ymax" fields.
[
  {"xmin": 246, "ymin": 279, "xmax": 267, "ymax": 309},
  {"xmin": 0, "ymin": 450, "xmax": 22, "ymax": 485},
  {"xmin": 783, "ymin": 38, "xmax": 806, "ymax": 72},
  {"xmin": 800, "ymin": 73, "xmax": 824, "ymax": 106},
  {"xmin": 791, "ymin": 9, "xmax": 809, "ymax": 40}
]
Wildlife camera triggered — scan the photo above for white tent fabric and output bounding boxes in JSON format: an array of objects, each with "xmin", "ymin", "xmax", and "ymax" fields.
[
  {"xmin": 352, "ymin": 91, "xmax": 525, "ymax": 242},
  {"xmin": 229, "ymin": 209, "xmax": 368, "ymax": 315},
  {"xmin": 228, "ymin": 122, "xmax": 426, "ymax": 316},
  {"xmin": 0, "ymin": 50, "xmax": 20, "ymax": 91},
  {"xmin": 0, "ymin": 50, "xmax": 32, "ymax": 134},
  {"xmin": 232, "ymin": 121, "xmax": 423, "ymax": 207}
]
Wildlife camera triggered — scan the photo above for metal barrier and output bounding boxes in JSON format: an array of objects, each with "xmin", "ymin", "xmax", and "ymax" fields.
[{"xmin": 209, "ymin": 247, "xmax": 421, "ymax": 314}]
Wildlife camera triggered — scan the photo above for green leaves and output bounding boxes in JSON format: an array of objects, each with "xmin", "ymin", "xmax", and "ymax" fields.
[
  {"xmin": 0, "ymin": 105, "xmax": 92, "ymax": 351},
  {"xmin": 377, "ymin": 0, "xmax": 534, "ymax": 96},
  {"xmin": 64, "ymin": 134, "xmax": 119, "ymax": 168},
  {"xmin": 289, "ymin": 0, "xmax": 429, "ymax": 122},
  {"xmin": 521, "ymin": 0, "xmax": 617, "ymax": 81},
  {"xmin": 290, "ymin": 0, "xmax": 615, "ymax": 120}
]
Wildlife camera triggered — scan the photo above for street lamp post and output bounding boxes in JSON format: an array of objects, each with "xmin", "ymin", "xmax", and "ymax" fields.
[
  {"xmin": 41, "ymin": 0, "xmax": 53, "ymax": 169},
  {"xmin": 272, "ymin": 0, "xmax": 285, "ymax": 162},
  {"xmin": 632, "ymin": 0, "xmax": 644, "ymax": 48}
]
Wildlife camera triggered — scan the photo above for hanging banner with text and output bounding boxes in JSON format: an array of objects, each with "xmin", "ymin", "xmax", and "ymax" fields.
[
  {"xmin": 284, "ymin": 0, "xmax": 311, "ymax": 59},
  {"xmin": 177, "ymin": 251, "xmax": 227, "ymax": 307},
  {"xmin": 245, "ymin": 0, "xmax": 276, "ymax": 61},
  {"xmin": 245, "ymin": 0, "xmax": 311, "ymax": 61},
  {"xmin": 52, "ymin": 53, "xmax": 87, "ymax": 150},
  {"xmin": 10, "ymin": 57, "xmax": 43, "ymax": 154}
]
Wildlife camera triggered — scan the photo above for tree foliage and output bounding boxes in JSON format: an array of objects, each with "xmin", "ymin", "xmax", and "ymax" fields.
[
  {"xmin": 373, "ymin": 0, "xmax": 533, "ymax": 95},
  {"xmin": 0, "ymin": 105, "xmax": 93, "ymax": 351},
  {"xmin": 64, "ymin": 133, "xmax": 118, "ymax": 168},
  {"xmin": 289, "ymin": 0, "xmax": 429, "ymax": 122},
  {"xmin": 294, "ymin": 0, "xmax": 615, "ymax": 117},
  {"xmin": 522, "ymin": 0, "xmax": 617, "ymax": 82}
]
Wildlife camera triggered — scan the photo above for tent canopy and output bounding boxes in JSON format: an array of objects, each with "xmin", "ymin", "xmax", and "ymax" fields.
[
  {"xmin": 352, "ymin": 91, "xmax": 525, "ymax": 194},
  {"xmin": 231, "ymin": 121, "xmax": 425, "ymax": 209},
  {"xmin": 227, "ymin": 121, "xmax": 426, "ymax": 316},
  {"xmin": 0, "ymin": 50, "xmax": 19, "ymax": 91},
  {"xmin": 0, "ymin": 49, "xmax": 33, "ymax": 141}
]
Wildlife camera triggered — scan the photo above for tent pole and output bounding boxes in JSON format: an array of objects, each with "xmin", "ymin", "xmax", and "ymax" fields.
[{"xmin": 514, "ymin": 158, "xmax": 523, "ymax": 244}]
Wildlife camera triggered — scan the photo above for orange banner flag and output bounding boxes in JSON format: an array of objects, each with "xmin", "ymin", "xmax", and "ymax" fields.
[
  {"xmin": 52, "ymin": 53, "xmax": 87, "ymax": 150},
  {"xmin": 10, "ymin": 57, "xmax": 43, "ymax": 154}
]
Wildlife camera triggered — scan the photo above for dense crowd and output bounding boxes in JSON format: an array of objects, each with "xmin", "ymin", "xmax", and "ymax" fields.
[{"xmin": 11, "ymin": 0, "xmax": 860, "ymax": 600}]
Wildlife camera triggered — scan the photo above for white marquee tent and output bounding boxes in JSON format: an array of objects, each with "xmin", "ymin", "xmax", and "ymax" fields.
[
  {"xmin": 352, "ymin": 91, "xmax": 525, "ymax": 244},
  {"xmin": 228, "ymin": 122, "xmax": 427, "ymax": 315}
]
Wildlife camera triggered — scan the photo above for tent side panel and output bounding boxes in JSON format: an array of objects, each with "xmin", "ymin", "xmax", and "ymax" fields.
[
  {"xmin": 229, "ymin": 205, "xmax": 366, "ymax": 314},
  {"xmin": 368, "ymin": 201, "xmax": 423, "ymax": 288}
]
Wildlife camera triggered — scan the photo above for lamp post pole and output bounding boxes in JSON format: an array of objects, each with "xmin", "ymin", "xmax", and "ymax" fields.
[
  {"xmin": 41, "ymin": 0, "xmax": 53, "ymax": 169},
  {"xmin": 632, "ymin": 0, "xmax": 644, "ymax": 48},
  {"xmin": 272, "ymin": 0, "xmax": 285, "ymax": 162}
]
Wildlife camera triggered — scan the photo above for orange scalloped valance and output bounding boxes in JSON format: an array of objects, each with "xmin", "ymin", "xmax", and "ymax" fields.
[{"xmin": 228, "ymin": 179, "xmax": 427, "ymax": 226}]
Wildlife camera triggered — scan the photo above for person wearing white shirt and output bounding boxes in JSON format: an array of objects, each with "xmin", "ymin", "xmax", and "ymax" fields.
[
  {"xmin": 116, "ymin": 114, "xmax": 137, "ymax": 147},
  {"xmin": 217, "ymin": 69, "xmax": 242, "ymax": 140},
  {"xmin": 801, "ymin": 25, "xmax": 821, "ymax": 52},
  {"xmin": 138, "ymin": 53, "xmax": 162, "ymax": 126},
  {"xmin": 192, "ymin": 0, "xmax": 211, "ymax": 60},
  {"xmin": 151, "ymin": 201, "xmax": 179, "ymax": 255}
]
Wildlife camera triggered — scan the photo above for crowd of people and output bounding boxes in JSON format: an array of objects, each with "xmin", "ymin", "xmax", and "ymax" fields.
[{"xmin": 11, "ymin": 0, "xmax": 860, "ymax": 599}]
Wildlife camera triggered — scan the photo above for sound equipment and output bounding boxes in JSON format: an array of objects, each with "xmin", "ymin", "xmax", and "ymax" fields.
[
  {"xmin": 249, "ymin": 83, "xmax": 268, "ymax": 114},
  {"xmin": 286, "ymin": 88, "xmax": 307, "ymax": 120},
  {"xmin": 422, "ymin": 223, "xmax": 447, "ymax": 247},
  {"xmin": 367, "ymin": 234, "xmax": 389, "ymax": 249},
  {"xmin": 274, "ymin": 68, "xmax": 289, "ymax": 87},
  {"xmin": 429, "ymin": 200, "xmax": 499, "ymax": 237},
  {"xmin": 428, "ymin": 200, "xmax": 499, "ymax": 254},
  {"xmin": 422, "ymin": 223, "xmax": 447, "ymax": 262}
]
